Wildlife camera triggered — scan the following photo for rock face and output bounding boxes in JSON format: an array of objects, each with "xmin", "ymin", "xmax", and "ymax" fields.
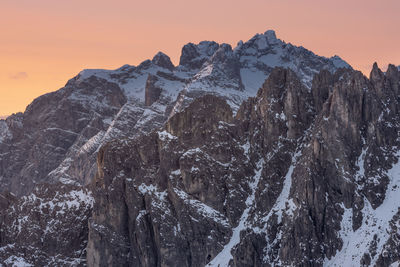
[
  {"xmin": 87, "ymin": 65, "xmax": 400, "ymax": 267},
  {"xmin": 0, "ymin": 30, "xmax": 357, "ymax": 265},
  {"xmin": 87, "ymin": 95, "xmax": 242, "ymax": 266}
]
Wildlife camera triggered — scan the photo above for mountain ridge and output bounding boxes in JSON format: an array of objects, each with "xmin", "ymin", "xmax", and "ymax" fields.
[
  {"xmin": 0, "ymin": 29, "xmax": 350, "ymax": 196},
  {"xmin": 3, "ymin": 30, "xmax": 399, "ymax": 266}
]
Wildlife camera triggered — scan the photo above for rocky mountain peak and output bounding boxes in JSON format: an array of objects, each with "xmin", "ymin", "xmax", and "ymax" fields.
[
  {"xmin": 370, "ymin": 62, "xmax": 384, "ymax": 82},
  {"xmin": 386, "ymin": 64, "xmax": 400, "ymax": 77},
  {"xmin": 330, "ymin": 55, "xmax": 351, "ymax": 69},
  {"xmin": 179, "ymin": 41, "xmax": 220, "ymax": 69},
  {"xmin": 264, "ymin": 29, "xmax": 277, "ymax": 41},
  {"xmin": 152, "ymin": 51, "xmax": 175, "ymax": 71},
  {"xmin": 247, "ymin": 30, "xmax": 281, "ymax": 50},
  {"xmin": 208, "ymin": 43, "xmax": 234, "ymax": 63},
  {"xmin": 369, "ymin": 62, "xmax": 399, "ymax": 99}
]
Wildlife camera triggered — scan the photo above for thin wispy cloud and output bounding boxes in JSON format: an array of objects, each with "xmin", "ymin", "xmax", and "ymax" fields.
[{"xmin": 9, "ymin": 72, "xmax": 28, "ymax": 80}]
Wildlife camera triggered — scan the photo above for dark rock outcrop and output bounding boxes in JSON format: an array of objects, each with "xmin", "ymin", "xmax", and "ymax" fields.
[
  {"xmin": 152, "ymin": 52, "xmax": 175, "ymax": 71},
  {"xmin": 145, "ymin": 75, "xmax": 163, "ymax": 106}
]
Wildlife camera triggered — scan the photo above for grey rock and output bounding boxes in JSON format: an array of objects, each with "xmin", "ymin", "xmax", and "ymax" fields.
[{"xmin": 87, "ymin": 65, "xmax": 400, "ymax": 267}]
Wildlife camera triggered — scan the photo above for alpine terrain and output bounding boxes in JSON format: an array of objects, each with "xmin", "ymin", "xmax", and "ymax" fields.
[{"xmin": 1, "ymin": 30, "xmax": 399, "ymax": 266}]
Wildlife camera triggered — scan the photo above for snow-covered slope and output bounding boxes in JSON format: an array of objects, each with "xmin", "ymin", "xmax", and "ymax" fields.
[{"xmin": 324, "ymin": 150, "xmax": 400, "ymax": 266}]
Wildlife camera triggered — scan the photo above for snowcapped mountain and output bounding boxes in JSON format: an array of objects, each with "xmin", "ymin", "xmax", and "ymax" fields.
[
  {"xmin": 0, "ymin": 30, "xmax": 349, "ymax": 196},
  {"xmin": 8, "ymin": 30, "xmax": 400, "ymax": 266}
]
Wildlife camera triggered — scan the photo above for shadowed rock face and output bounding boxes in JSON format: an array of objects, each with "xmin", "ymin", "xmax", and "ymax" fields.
[
  {"xmin": 145, "ymin": 75, "xmax": 163, "ymax": 106},
  {"xmin": 87, "ymin": 66, "xmax": 400, "ymax": 266}
]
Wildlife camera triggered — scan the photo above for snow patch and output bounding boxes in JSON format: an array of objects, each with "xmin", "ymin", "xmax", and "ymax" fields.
[
  {"xmin": 4, "ymin": 256, "xmax": 33, "ymax": 266},
  {"xmin": 138, "ymin": 183, "xmax": 167, "ymax": 201},
  {"xmin": 158, "ymin": 130, "xmax": 177, "ymax": 141},
  {"xmin": 206, "ymin": 160, "xmax": 264, "ymax": 267},
  {"xmin": 174, "ymin": 188, "xmax": 229, "ymax": 228},
  {"xmin": 79, "ymin": 130, "xmax": 105, "ymax": 155},
  {"xmin": 324, "ymin": 151, "xmax": 400, "ymax": 266}
]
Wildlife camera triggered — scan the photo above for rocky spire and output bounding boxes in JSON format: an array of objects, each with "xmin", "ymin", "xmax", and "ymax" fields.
[
  {"xmin": 370, "ymin": 62, "xmax": 383, "ymax": 78},
  {"xmin": 144, "ymin": 75, "xmax": 162, "ymax": 106},
  {"xmin": 152, "ymin": 51, "xmax": 174, "ymax": 71}
]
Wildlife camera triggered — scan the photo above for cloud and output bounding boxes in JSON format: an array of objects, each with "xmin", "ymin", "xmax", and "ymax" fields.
[{"xmin": 9, "ymin": 72, "xmax": 28, "ymax": 80}]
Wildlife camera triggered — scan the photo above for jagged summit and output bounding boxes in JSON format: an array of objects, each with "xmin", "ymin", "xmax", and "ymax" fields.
[
  {"xmin": 76, "ymin": 29, "xmax": 350, "ymax": 101},
  {"xmin": 264, "ymin": 29, "xmax": 277, "ymax": 40},
  {"xmin": 0, "ymin": 29, "xmax": 353, "ymax": 196},
  {"xmin": 152, "ymin": 51, "xmax": 174, "ymax": 71},
  {"xmin": 1, "ymin": 30, "xmax": 380, "ymax": 266},
  {"xmin": 245, "ymin": 29, "xmax": 279, "ymax": 49},
  {"xmin": 370, "ymin": 62, "xmax": 383, "ymax": 80},
  {"xmin": 330, "ymin": 55, "xmax": 350, "ymax": 68},
  {"xmin": 179, "ymin": 41, "xmax": 220, "ymax": 69}
]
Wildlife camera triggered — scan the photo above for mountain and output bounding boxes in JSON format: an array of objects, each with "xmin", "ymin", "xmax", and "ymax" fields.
[
  {"xmin": 3, "ymin": 29, "xmax": 389, "ymax": 266},
  {"xmin": 87, "ymin": 65, "xmax": 400, "ymax": 266},
  {"xmin": 0, "ymin": 30, "xmax": 349, "ymax": 196}
]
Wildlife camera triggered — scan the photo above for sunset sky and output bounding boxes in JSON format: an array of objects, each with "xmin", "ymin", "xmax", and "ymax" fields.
[{"xmin": 1, "ymin": 0, "xmax": 399, "ymax": 117}]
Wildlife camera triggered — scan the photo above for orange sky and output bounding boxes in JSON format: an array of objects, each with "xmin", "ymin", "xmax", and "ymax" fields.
[{"xmin": 1, "ymin": 0, "xmax": 399, "ymax": 117}]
